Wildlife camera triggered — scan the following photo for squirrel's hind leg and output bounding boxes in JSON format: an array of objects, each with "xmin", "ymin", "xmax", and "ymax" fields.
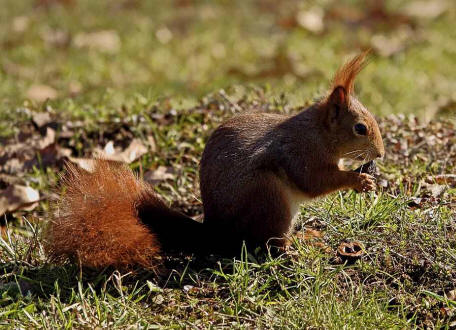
[{"xmin": 233, "ymin": 173, "xmax": 293, "ymax": 251}]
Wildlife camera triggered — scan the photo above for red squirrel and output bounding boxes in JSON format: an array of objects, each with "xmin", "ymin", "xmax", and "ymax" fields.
[{"xmin": 45, "ymin": 51, "xmax": 385, "ymax": 269}]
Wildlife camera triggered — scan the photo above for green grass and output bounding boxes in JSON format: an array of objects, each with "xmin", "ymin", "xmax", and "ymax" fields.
[
  {"xmin": 1, "ymin": 0, "xmax": 456, "ymax": 328},
  {"xmin": 1, "ymin": 0, "xmax": 456, "ymax": 137},
  {"xmin": 2, "ymin": 186, "xmax": 455, "ymax": 327}
]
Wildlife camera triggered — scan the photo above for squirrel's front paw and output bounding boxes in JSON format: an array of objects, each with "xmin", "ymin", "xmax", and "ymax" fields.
[{"xmin": 354, "ymin": 173, "xmax": 376, "ymax": 192}]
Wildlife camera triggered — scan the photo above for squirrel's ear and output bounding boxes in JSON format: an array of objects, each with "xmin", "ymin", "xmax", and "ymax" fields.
[
  {"xmin": 329, "ymin": 85, "xmax": 347, "ymax": 106},
  {"xmin": 326, "ymin": 86, "xmax": 348, "ymax": 126}
]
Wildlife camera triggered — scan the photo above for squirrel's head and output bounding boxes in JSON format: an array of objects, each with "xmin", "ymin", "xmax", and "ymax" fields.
[{"xmin": 321, "ymin": 51, "xmax": 384, "ymax": 162}]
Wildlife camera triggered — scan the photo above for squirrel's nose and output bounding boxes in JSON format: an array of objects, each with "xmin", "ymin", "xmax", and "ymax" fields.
[{"xmin": 376, "ymin": 152, "xmax": 384, "ymax": 159}]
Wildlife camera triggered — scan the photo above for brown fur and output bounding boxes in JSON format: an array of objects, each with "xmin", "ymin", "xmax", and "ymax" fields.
[
  {"xmin": 46, "ymin": 159, "xmax": 206, "ymax": 269},
  {"xmin": 200, "ymin": 51, "xmax": 384, "ymax": 250},
  {"xmin": 46, "ymin": 160, "xmax": 163, "ymax": 269},
  {"xmin": 331, "ymin": 49, "xmax": 370, "ymax": 95},
  {"xmin": 46, "ymin": 52, "xmax": 385, "ymax": 267}
]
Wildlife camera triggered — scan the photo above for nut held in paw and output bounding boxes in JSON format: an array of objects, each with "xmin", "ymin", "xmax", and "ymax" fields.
[{"xmin": 353, "ymin": 160, "xmax": 377, "ymax": 176}]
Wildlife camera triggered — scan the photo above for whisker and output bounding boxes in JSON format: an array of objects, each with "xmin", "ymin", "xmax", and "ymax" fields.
[
  {"xmin": 354, "ymin": 151, "xmax": 365, "ymax": 160},
  {"xmin": 353, "ymin": 153, "xmax": 364, "ymax": 160},
  {"xmin": 344, "ymin": 149, "xmax": 363, "ymax": 154},
  {"xmin": 344, "ymin": 149, "xmax": 364, "ymax": 156}
]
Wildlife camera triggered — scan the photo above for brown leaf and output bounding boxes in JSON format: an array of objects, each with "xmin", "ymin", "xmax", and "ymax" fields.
[
  {"xmin": 288, "ymin": 230, "xmax": 330, "ymax": 253},
  {"xmin": 120, "ymin": 139, "xmax": 148, "ymax": 163},
  {"xmin": 35, "ymin": 0, "xmax": 75, "ymax": 8},
  {"xmin": 303, "ymin": 228, "xmax": 323, "ymax": 239},
  {"xmin": 94, "ymin": 139, "xmax": 148, "ymax": 164},
  {"xmin": 67, "ymin": 157, "xmax": 96, "ymax": 172},
  {"xmin": 1, "ymin": 158, "xmax": 23, "ymax": 175},
  {"xmin": 41, "ymin": 28, "xmax": 71, "ymax": 48},
  {"xmin": 36, "ymin": 127, "xmax": 56, "ymax": 150},
  {"xmin": 12, "ymin": 16, "xmax": 29, "ymax": 33},
  {"xmin": 74, "ymin": 30, "xmax": 121, "ymax": 53},
  {"xmin": 147, "ymin": 135, "xmax": 157, "ymax": 153},
  {"xmin": 402, "ymin": 0, "xmax": 449, "ymax": 19},
  {"xmin": 296, "ymin": 7, "xmax": 324, "ymax": 33},
  {"xmin": 69, "ymin": 139, "xmax": 147, "ymax": 171},
  {"xmin": 0, "ymin": 174, "xmax": 24, "ymax": 188},
  {"xmin": 58, "ymin": 125, "xmax": 75, "ymax": 139},
  {"xmin": 447, "ymin": 289, "xmax": 456, "ymax": 301},
  {"xmin": 69, "ymin": 80, "xmax": 82, "ymax": 96},
  {"xmin": 409, "ymin": 197, "xmax": 424, "ymax": 207},
  {"xmin": 155, "ymin": 27, "xmax": 173, "ymax": 44},
  {"xmin": 26, "ymin": 85, "xmax": 58, "ymax": 102},
  {"xmin": 371, "ymin": 33, "xmax": 406, "ymax": 57},
  {"xmin": 427, "ymin": 184, "xmax": 446, "ymax": 198},
  {"xmin": 32, "ymin": 112, "xmax": 52, "ymax": 128},
  {"xmin": 144, "ymin": 166, "xmax": 175, "ymax": 185},
  {"xmin": 440, "ymin": 307, "xmax": 452, "ymax": 318},
  {"xmin": 427, "ymin": 174, "xmax": 456, "ymax": 187},
  {"xmin": 24, "ymin": 143, "xmax": 72, "ymax": 170},
  {"xmin": 0, "ymin": 185, "xmax": 40, "ymax": 216},
  {"xmin": 101, "ymin": 141, "xmax": 117, "ymax": 156}
]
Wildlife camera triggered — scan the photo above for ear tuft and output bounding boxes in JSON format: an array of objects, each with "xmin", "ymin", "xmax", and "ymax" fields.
[{"xmin": 331, "ymin": 49, "xmax": 370, "ymax": 95}]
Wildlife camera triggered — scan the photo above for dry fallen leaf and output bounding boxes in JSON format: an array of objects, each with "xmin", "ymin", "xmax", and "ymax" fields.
[
  {"xmin": 427, "ymin": 184, "xmax": 446, "ymax": 198},
  {"xmin": 427, "ymin": 174, "xmax": 456, "ymax": 187},
  {"xmin": 32, "ymin": 112, "xmax": 52, "ymax": 128},
  {"xmin": 74, "ymin": 30, "xmax": 121, "ymax": 53},
  {"xmin": 144, "ymin": 166, "xmax": 175, "ymax": 185},
  {"xmin": 69, "ymin": 80, "xmax": 83, "ymax": 95},
  {"xmin": 147, "ymin": 135, "xmax": 157, "ymax": 153},
  {"xmin": 12, "ymin": 16, "xmax": 29, "ymax": 33},
  {"xmin": 303, "ymin": 228, "xmax": 323, "ymax": 239},
  {"xmin": 94, "ymin": 139, "xmax": 148, "ymax": 164},
  {"xmin": 0, "ymin": 173, "xmax": 24, "ymax": 187},
  {"xmin": 35, "ymin": 0, "xmax": 75, "ymax": 8},
  {"xmin": 0, "ymin": 185, "xmax": 40, "ymax": 216},
  {"xmin": 69, "ymin": 139, "xmax": 147, "ymax": 171},
  {"xmin": 102, "ymin": 141, "xmax": 116, "ymax": 156},
  {"xmin": 371, "ymin": 31, "xmax": 408, "ymax": 57},
  {"xmin": 36, "ymin": 127, "xmax": 56, "ymax": 150},
  {"xmin": 67, "ymin": 157, "xmax": 96, "ymax": 172},
  {"xmin": 402, "ymin": 0, "xmax": 448, "ymax": 19},
  {"xmin": 1, "ymin": 158, "xmax": 23, "ymax": 175},
  {"xmin": 155, "ymin": 27, "xmax": 173, "ymax": 44},
  {"xmin": 24, "ymin": 143, "xmax": 72, "ymax": 171},
  {"xmin": 41, "ymin": 28, "xmax": 71, "ymax": 48},
  {"xmin": 26, "ymin": 85, "xmax": 58, "ymax": 102},
  {"xmin": 447, "ymin": 289, "xmax": 456, "ymax": 301},
  {"xmin": 296, "ymin": 7, "xmax": 324, "ymax": 33},
  {"xmin": 121, "ymin": 139, "xmax": 148, "ymax": 163}
]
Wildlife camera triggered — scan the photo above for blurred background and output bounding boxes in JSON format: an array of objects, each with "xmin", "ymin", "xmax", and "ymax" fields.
[
  {"xmin": 1, "ymin": 2, "xmax": 456, "ymax": 327},
  {"xmin": 1, "ymin": 0, "xmax": 455, "ymax": 132}
]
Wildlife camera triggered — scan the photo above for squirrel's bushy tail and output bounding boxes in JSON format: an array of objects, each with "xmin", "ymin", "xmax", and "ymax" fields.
[{"xmin": 45, "ymin": 159, "xmax": 201, "ymax": 270}]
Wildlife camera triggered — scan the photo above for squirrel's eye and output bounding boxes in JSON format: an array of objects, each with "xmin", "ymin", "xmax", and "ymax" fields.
[{"xmin": 354, "ymin": 123, "xmax": 367, "ymax": 136}]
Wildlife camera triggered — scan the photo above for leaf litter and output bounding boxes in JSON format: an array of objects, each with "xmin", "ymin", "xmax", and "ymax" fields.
[
  {"xmin": 1, "ymin": 91, "xmax": 454, "ymax": 214},
  {"xmin": 0, "ymin": 89, "xmax": 455, "ymax": 326}
]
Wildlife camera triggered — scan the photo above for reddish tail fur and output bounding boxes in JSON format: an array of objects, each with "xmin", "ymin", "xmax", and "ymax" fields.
[
  {"xmin": 45, "ymin": 160, "xmax": 172, "ymax": 269},
  {"xmin": 332, "ymin": 49, "xmax": 370, "ymax": 95}
]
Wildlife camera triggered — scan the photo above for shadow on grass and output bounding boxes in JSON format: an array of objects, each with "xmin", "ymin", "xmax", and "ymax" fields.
[{"xmin": 1, "ymin": 249, "xmax": 255, "ymax": 305}]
